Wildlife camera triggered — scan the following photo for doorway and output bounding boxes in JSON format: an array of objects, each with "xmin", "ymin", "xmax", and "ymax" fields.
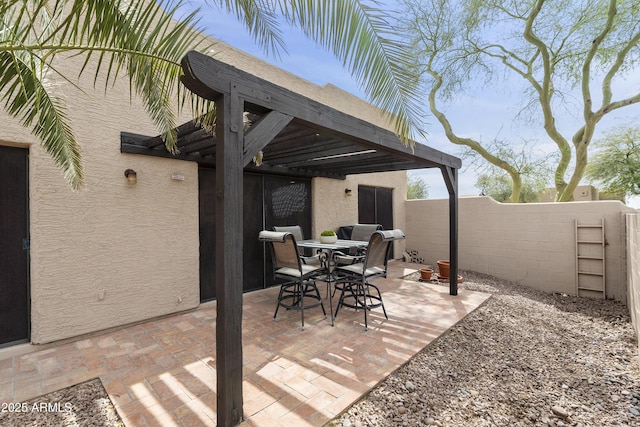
[
  {"xmin": 358, "ymin": 185, "xmax": 393, "ymax": 230},
  {"xmin": 198, "ymin": 167, "xmax": 312, "ymax": 301},
  {"xmin": 0, "ymin": 146, "xmax": 30, "ymax": 346}
]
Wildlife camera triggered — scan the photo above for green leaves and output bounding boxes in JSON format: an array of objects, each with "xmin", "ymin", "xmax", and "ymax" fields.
[
  {"xmin": 213, "ymin": 0, "xmax": 424, "ymax": 143},
  {"xmin": 3, "ymin": 0, "xmax": 424, "ymax": 189},
  {"xmin": 586, "ymin": 125, "xmax": 640, "ymax": 197},
  {"xmin": 285, "ymin": 0, "xmax": 424, "ymax": 142},
  {"xmin": 1, "ymin": 0, "xmax": 209, "ymax": 188},
  {"xmin": 0, "ymin": 49, "xmax": 81, "ymax": 186}
]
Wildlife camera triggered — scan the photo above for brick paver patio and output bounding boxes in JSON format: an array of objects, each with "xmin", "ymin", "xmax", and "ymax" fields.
[{"xmin": 0, "ymin": 262, "xmax": 490, "ymax": 426}]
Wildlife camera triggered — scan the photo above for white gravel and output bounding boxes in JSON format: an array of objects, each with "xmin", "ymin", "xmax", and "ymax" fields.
[
  {"xmin": 0, "ymin": 378, "xmax": 122, "ymax": 426},
  {"xmin": 328, "ymin": 270, "xmax": 640, "ymax": 427}
]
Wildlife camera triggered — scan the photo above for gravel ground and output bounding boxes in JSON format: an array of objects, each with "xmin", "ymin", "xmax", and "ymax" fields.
[
  {"xmin": 328, "ymin": 270, "xmax": 640, "ymax": 427},
  {"xmin": 0, "ymin": 378, "xmax": 123, "ymax": 426}
]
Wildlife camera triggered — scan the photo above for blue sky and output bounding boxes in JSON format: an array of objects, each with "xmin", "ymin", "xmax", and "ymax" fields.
[{"xmin": 189, "ymin": 2, "xmax": 640, "ymax": 207}]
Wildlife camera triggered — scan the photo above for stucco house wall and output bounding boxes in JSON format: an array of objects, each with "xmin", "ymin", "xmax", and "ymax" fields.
[
  {"xmin": 1, "ymin": 41, "xmax": 408, "ymax": 344},
  {"xmin": 406, "ymin": 196, "xmax": 634, "ymax": 303},
  {"xmin": 312, "ymin": 172, "xmax": 408, "ymax": 256},
  {"xmin": 2, "ymin": 54, "xmax": 201, "ymax": 344}
]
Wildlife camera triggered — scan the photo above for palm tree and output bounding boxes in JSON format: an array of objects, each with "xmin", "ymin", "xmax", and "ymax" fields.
[{"xmin": 1, "ymin": 0, "xmax": 421, "ymax": 189}]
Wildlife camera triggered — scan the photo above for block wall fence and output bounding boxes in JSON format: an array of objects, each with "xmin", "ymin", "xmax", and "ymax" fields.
[
  {"xmin": 405, "ymin": 196, "xmax": 636, "ymax": 304},
  {"xmin": 626, "ymin": 213, "xmax": 640, "ymax": 349}
]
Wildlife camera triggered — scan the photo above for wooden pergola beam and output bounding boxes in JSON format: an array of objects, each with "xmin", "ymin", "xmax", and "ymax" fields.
[
  {"xmin": 215, "ymin": 88, "xmax": 245, "ymax": 426},
  {"xmin": 181, "ymin": 51, "xmax": 461, "ymax": 170},
  {"xmin": 441, "ymin": 165, "xmax": 459, "ymax": 296},
  {"xmin": 176, "ymin": 50, "xmax": 462, "ymax": 426},
  {"xmin": 243, "ymin": 111, "xmax": 293, "ymax": 166}
]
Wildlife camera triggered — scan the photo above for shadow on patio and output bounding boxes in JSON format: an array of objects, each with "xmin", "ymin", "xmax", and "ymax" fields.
[{"xmin": 0, "ymin": 262, "xmax": 490, "ymax": 426}]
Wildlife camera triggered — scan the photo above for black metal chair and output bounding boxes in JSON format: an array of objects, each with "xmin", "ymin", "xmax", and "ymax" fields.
[
  {"xmin": 333, "ymin": 229, "xmax": 405, "ymax": 330},
  {"xmin": 273, "ymin": 225, "xmax": 321, "ymax": 266},
  {"xmin": 335, "ymin": 223, "xmax": 382, "ymax": 266},
  {"xmin": 259, "ymin": 230, "xmax": 326, "ymax": 330}
]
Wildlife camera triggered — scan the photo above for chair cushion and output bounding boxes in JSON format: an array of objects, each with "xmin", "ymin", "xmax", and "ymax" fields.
[{"xmin": 276, "ymin": 264, "xmax": 322, "ymax": 278}]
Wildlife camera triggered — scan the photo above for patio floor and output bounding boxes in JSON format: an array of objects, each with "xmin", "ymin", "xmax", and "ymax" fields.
[{"xmin": 0, "ymin": 262, "xmax": 490, "ymax": 426}]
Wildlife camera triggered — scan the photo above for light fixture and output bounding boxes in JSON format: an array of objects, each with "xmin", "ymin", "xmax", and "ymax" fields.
[
  {"xmin": 124, "ymin": 169, "xmax": 137, "ymax": 185},
  {"xmin": 345, "ymin": 188, "xmax": 352, "ymax": 196}
]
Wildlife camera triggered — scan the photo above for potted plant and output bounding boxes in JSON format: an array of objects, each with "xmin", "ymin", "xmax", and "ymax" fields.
[
  {"xmin": 419, "ymin": 267, "xmax": 433, "ymax": 281},
  {"xmin": 437, "ymin": 260, "xmax": 450, "ymax": 279},
  {"xmin": 436, "ymin": 260, "xmax": 464, "ymax": 283},
  {"xmin": 320, "ymin": 230, "xmax": 337, "ymax": 244}
]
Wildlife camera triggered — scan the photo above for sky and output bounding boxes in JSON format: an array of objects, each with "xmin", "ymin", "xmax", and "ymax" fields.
[{"xmin": 187, "ymin": 1, "xmax": 640, "ymax": 208}]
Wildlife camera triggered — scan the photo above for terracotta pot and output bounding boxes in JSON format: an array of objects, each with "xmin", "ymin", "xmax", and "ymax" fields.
[
  {"xmin": 437, "ymin": 260, "xmax": 450, "ymax": 278},
  {"xmin": 419, "ymin": 268, "xmax": 433, "ymax": 281}
]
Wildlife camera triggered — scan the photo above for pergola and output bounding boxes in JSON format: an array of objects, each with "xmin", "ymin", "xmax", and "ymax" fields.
[{"xmin": 120, "ymin": 51, "xmax": 461, "ymax": 426}]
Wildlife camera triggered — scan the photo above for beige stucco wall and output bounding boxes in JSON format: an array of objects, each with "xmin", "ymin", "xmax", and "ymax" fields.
[
  {"xmin": 626, "ymin": 213, "xmax": 640, "ymax": 348},
  {"xmin": 540, "ymin": 185, "xmax": 600, "ymax": 202},
  {"xmin": 406, "ymin": 196, "xmax": 634, "ymax": 303},
  {"xmin": 1, "ymin": 54, "xmax": 201, "ymax": 344},
  {"xmin": 312, "ymin": 172, "xmax": 407, "ymax": 257},
  {"xmin": 0, "ymin": 31, "xmax": 408, "ymax": 343},
  {"xmin": 213, "ymin": 43, "xmax": 396, "ymax": 133}
]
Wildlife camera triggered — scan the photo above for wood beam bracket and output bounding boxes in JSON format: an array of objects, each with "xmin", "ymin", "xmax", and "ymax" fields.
[{"xmin": 243, "ymin": 111, "xmax": 293, "ymax": 166}]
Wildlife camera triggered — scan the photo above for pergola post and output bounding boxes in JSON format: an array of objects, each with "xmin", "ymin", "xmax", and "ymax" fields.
[
  {"xmin": 442, "ymin": 166, "xmax": 459, "ymax": 296},
  {"xmin": 214, "ymin": 86, "xmax": 244, "ymax": 426}
]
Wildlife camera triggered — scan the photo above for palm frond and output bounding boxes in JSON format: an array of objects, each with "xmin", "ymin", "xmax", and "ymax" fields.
[
  {"xmin": 211, "ymin": 0, "xmax": 287, "ymax": 57},
  {"xmin": 279, "ymin": 0, "xmax": 424, "ymax": 143},
  {"xmin": 0, "ymin": 49, "xmax": 82, "ymax": 188},
  {"xmin": 1, "ymin": 0, "xmax": 210, "ymax": 187}
]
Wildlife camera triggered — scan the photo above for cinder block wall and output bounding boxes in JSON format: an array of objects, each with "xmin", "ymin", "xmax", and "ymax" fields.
[
  {"xmin": 626, "ymin": 213, "xmax": 640, "ymax": 346},
  {"xmin": 406, "ymin": 196, "xmax": 635, "ymax": 303}
]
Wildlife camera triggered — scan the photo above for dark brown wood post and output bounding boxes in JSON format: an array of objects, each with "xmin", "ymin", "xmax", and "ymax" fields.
[
  {"xmin": 215, "ymin": 85, "xmax": 244, "ymax": 426},
  {"xmin": 442, "ymin": 166, "xmax": 459, "ymax": 296}
]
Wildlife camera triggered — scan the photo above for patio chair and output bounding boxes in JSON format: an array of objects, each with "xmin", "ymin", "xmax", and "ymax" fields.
[
  {"xmin": 335, "ymin": 223, "xmax": 382, "ymax": 266},
  {"xmin": 273, "ymin": 225, "xmax": 320, "ymax": 265},
  {"xmin": 333, "ymin": 223, "xmax": 383, "ymax": 296},
  {"xmin": 333, "ymin": 229, "xmax": 405, "ymax": 330},
  {"xmin": 259, "ymin": 230, "xmax": 326, "ymax": 330}
]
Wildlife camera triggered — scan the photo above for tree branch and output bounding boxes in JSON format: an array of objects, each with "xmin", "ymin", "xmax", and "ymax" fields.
[
  {"xmin": 600, "ymin": 29, "xmax": 640, "ymax": 107},
  {"xmin": 581, "ymin": 0, "xmax": 617, "ymax": 121},
  {"xmin": 427, "ymin": 65, "xmax": 522, "ymax": 202},
  {"xmin": 522, "ymin": 0, "xmax": 571, "ymax": 195}
]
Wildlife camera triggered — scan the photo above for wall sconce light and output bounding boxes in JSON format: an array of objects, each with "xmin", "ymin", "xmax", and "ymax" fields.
[
  {"xmin": 124, "ymin": 169, "xmax": 137, "ymax": 185},
  {"xmin": 345, "ymin": 188, "xmax": 352, "ymax": 196}
]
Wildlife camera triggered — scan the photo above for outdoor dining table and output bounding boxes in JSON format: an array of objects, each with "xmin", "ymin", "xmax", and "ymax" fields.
[{"xmin": 297, "ymin": 238, "xmax": 370, "ymax": 326}]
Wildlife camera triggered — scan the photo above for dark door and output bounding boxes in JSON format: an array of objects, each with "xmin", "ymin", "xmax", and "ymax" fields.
[
  {"xmin": 200, "ymin": 168, "xmax": 266, "ymax": 300},
  {"xmin": 198, "ymin": 166, "xmax": 217, "ymax": 301},
  {"xmin": 0, "ymin": 146, "xmax": 30, "ymax": 346},
  {"xmin": 242, "ymin": 174, "xmax": 266, "ymax": 292},
  {"xmin": 199, "ymin": 169, "xmax": 310, "ymax": 300},
  {"xmin": 358, "ymin": 185, "xmax": 393, "ymax": 230}
]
